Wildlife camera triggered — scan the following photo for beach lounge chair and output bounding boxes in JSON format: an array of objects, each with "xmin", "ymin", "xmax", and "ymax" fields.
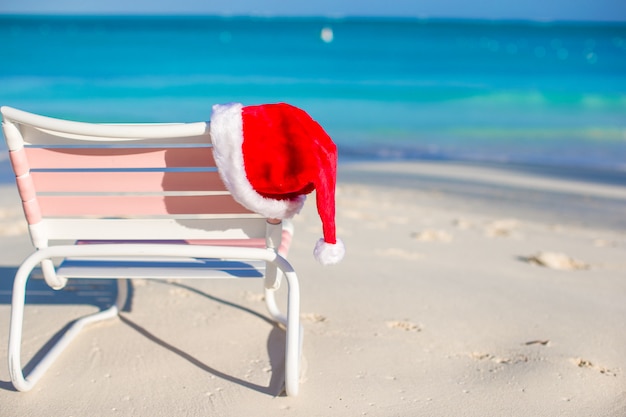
[{"xmin": 1, "ymin": 106, "xmax": 303, "ymax": 396}]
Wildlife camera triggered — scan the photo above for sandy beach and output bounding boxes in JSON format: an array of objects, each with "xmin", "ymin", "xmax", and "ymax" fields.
[{"xmin": 0, "ymin": 160, "xmax": 625, "ymax": 416}]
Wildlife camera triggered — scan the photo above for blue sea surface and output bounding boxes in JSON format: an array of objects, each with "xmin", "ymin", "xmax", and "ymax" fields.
[{"xmin": 1, "ymin": 15, "xmax": 625, "ymax": 173}]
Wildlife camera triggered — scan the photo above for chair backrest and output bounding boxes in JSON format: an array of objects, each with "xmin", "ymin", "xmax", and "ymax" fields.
[{"xmin": 1, "ymin": 106, "xmax": 266, "ymax": 250}]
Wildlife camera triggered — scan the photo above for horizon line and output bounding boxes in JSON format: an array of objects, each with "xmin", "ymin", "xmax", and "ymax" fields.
[{"xmin": 1, "ymin": 13, "xmax": 625, "ymax": 25}]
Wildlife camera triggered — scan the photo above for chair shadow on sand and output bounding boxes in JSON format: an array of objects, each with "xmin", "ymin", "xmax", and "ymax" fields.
[{"xmin": 0, "ymin": 267, "xmax": 287, "ymax": 396}]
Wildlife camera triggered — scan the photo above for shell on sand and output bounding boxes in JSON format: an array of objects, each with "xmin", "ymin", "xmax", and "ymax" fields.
[
  {"xmin": 526, "ymin": 251, "xmax": 589, "ymax": 270},
  {"xmin": 411, "ymin": 229, "xmax": 453, "ymax": 243}
]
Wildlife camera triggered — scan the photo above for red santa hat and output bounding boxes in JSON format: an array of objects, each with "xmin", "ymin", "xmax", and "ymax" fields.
[{"xmin": 209, "ymin": 102, "xmax": 345, "ymax": 265}]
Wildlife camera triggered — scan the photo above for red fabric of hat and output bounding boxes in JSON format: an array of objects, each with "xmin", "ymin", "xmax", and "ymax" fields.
[{"xmin": 210, "ymin": 102, "xmax": 345, "ymax": 265}]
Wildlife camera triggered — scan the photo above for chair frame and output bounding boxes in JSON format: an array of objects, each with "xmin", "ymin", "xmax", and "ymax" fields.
[{"xmin": 1, "ymin": 106, "xmax": 302, "ymax": 396}]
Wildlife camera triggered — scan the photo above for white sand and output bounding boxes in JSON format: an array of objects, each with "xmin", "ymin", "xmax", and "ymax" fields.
[{"xmin": 0, "ymin": 161, "xmax": 625, "ymax": 416}]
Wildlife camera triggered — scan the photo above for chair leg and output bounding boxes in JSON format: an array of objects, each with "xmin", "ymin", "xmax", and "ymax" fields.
[
  {"xmin": 8, "ymin": 262, "xmax": 122, "ymax": 392},
  {"xmin": 116, "ymin": 278, "xmax": 129, "ymax": 311},
  {"xmin": 264, "ymin": 287, "xmax": 287, "ymax": 326},
  {"xmin": 265, "ymin": 266, "xmax": 302, "ymax": 397},
  {"xmin": 283, "ymin": 268, "xmax": 302, "ymax": 397}
]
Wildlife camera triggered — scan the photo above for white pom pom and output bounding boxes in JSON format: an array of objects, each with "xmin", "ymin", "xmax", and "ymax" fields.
[{"xmin": 314, "ymin": 238, "xmax": 345, "ymax": 265}]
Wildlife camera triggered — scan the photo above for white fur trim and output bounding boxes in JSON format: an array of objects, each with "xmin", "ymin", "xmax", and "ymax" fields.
[
  {"xmin": 210, "ymin": 103, "xmax": 305, "ymax": 219},
  {"xmin": 314, "ymin": 238, "xmax": 345, "ymax": 265}
]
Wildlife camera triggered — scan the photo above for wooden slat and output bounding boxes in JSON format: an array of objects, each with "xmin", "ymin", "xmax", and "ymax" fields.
[
  {"xmin": 37, "ymin": 195, "xmax": 252, "ymax": 216},
  {"xmin": 24, "ymin": 147, "xmax": 216, "ymax": 169},
  {"xmin": 30, "ymin": 171, "xmax": 228, "ymax": 192}
]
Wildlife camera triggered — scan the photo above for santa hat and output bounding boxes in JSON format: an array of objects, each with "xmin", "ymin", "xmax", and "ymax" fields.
[{"xmin": 209, "ymin": 102, "xmax": 345, "ymax": 265}]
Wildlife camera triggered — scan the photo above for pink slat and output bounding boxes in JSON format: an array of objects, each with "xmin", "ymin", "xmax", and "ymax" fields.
[
  {"xmin": 75, "ymin": 231, "xmax": 292, "ymax": 250},
  {"xmin": 22, "ymin": 199, "xmax": 42, "ymax": 224},
  {"xmin": 15, "ymin": 174, "xmax": 37, "ymax": 202},
  {"xmin": 278, "ymin": 229, "xmax": 293, "ymax": 256},
  {"xmin": 24, "ymin": 147, "xmax": 216, "ymax": 169},
  {"xmin": 31, "ymin": 171, "xmax": 228, "ymax": 192},
  {"xmin": 78, "ymin": 239, "xmax": 267, "ymax": 248},
  {"xmin": 37, "ymin": 195, "xmax": 252, "ymax": 216},
  {"xmin": 187, "ymin": 232, "xmax": 292, "ymax": 251},
  {"xmin": 9, "ymin": 148, "xmax": 30, "ymax": 177},
  {"xmin": 188, "ymin": 238, "xmax": 266, "ymax": 248}
]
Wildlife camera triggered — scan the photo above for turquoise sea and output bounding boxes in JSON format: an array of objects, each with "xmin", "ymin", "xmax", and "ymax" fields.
[{"xmin": 1, "ymin": 15, "xmax": 625, "ymax": 174}]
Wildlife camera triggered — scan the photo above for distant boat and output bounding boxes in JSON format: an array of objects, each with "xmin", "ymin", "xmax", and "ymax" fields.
[{"xmin": 320, "ymin": 26, "xmax": 334, "ymax": 43}]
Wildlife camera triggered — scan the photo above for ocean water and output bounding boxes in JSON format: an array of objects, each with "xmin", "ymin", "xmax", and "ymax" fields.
[{"xmin": 1, "ymin": 15, "xmax": 625, "ymax": 173}]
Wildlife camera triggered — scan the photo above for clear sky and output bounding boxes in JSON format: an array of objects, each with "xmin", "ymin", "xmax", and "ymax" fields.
[{"xmin": 0, "ymin": 0, "xmax": 625, "ymax": 22}]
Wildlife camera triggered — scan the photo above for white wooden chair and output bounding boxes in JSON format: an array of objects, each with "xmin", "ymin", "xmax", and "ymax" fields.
[{"xmin": 1, "ymin": 106, "xmax": 302, "ymax": 396}]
